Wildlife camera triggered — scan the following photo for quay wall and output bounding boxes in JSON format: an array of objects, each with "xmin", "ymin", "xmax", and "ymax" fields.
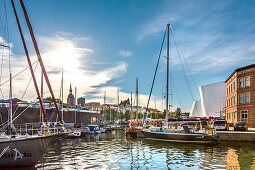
[
  {"xmin": 0, "ymin": 107, "xmax": 102, "ymax": 126},
  {"xmin": 217, "ymin": 131, "xmax": 255, "ymax": 141}
]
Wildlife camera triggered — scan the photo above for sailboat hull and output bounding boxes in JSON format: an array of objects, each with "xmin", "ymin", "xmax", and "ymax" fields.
[
  {"xmin": 0, "ymin": 135, "xmax": 53, "ymax": 167},
  {"xmin": 142, "ymin": 130, "xmax": 219, "ymax": 144}
]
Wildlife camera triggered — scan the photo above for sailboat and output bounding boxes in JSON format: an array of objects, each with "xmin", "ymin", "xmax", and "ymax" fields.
[
  {"xmin": 125, "ymin": 77, "xmax": 142, "ymax": 137},
  {"xmin": 142, "ymin": 24, "xmax": 219, "ymax": 143},
  {"xmin": 0, "ymin": 0, "xmax": 64, "ymax": 166}
]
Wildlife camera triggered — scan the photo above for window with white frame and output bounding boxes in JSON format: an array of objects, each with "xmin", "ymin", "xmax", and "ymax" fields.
[
  {"xmin": 245, "ymin": 76, "xmax": 250, "ymax": 87},
  {"xmin": 241, "ymin": 110, "xmax": 248, "ymax": 119},
  {"xmin": 239, "ymin": 78, "xmax": 243, "ymax": 88},
  {"xmin": 245, "ymin": 93, "xmax": 250, "ymax": 103},
  {"xmin": 239, "ymin": 94, "xmax": 243, "ymax": 104}
]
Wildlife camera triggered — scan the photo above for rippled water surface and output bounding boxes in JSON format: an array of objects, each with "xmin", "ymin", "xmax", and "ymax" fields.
[{"xmin": 35, "ymin": 131, "xmax": 255, "ymax": 169}]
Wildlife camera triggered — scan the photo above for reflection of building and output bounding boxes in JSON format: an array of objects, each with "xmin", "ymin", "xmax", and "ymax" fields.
[
  {"xmin": 190, "ymin": 81, "xmax": 226, "ymax": 117},
  {"xmin": 85, "ymin": 102, "xmax": 100, "ymax": 111},
  {"xmin": 223, "ymin": 64, "xmax": 255, "ymax": 127},
  {"xmin": 67, "ymin": 83, "xmax": 75, "ymax": 108},
  {"xmin": 77, "ymin": 97, "xmax": 85, "ymax": 107},
  {"xmin": 226, "ymin": 148, "xmax": 240, "ymax": 170}
]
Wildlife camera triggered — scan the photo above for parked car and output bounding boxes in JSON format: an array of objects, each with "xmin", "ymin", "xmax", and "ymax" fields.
[
  {"xmin": 234, "ymin": 122, "xmax": 248, "ymax": 131},
  {"xmin": 213, "ymin": 120, "xmax": 229, "ymax": 131}
]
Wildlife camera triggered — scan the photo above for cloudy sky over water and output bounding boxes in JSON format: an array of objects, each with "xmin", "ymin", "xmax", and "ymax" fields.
[{"xmin": 0, "ymin": 0, "xmax": 255, "ymax": 111}]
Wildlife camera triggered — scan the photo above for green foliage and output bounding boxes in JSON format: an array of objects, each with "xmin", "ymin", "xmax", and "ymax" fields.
[
  {"xmin": 174, "ymin": 107, "xmax": 182, "ymax": 118},
  {"xmin": 124, "ymin": 111, "xmax": 130, "ymax": 120}
]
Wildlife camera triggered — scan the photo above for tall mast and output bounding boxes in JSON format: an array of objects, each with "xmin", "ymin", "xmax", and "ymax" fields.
[
  {"xmin": 19, "ymin": 0, "xmax": 62, "ymax": 121},
  {"xmin": 166, "ymin": 23, "xmax": 170, "ymax": 126},
  {"xmin": 74, "ymin": 87, "xmax": 77, "ymax": 126},
  {"xmin": 11, "ymin": 0, "xmax": 47, "ymax": 122},
  {"xmin": 40, "ymin": 71, "xmax": 43, "ymax": 123},
  {"xmin": 104, "ymin": 91, "xmax": 106, "ymax": 122},
  {"xmin": 136, "ymin": 77, "xmax": 138, "ymax": 126},
  {"xmin": 9, "ymin": 73, "xmax": 12, "ymax": 129},
  {"xmin": 130, "ymin": 92, "xmax": 133, "ymax": 125},
  {"xmin": 117, "ymin": 88, "xmax": 119, "ymax": 123},
  {"xmin": 61, "ymin": 68, "xmax": 64, "ymax": 122}
]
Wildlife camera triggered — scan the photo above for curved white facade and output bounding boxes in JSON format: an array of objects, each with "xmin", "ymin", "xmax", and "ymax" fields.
[{"xmin": 190, "ymin": 81, "xmax": 226, "ymax": 117}]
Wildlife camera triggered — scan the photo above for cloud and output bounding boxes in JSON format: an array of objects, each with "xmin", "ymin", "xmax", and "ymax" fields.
[
  {"xmin": 0, "ymin": 33, "xmax": 128, "ymax": 104},
  {"xmin": 119, "ymin": 50, "xmax": 133, "ymax": 57}
]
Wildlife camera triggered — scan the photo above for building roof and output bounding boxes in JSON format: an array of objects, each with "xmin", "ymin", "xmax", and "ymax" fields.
[
  {"xmin": 120, "ymin": 98, "xmax": 130, "ymax": 106},
  {"xmin": 225, "ymin": 64, "xmax": 255, "ymax": 83}
]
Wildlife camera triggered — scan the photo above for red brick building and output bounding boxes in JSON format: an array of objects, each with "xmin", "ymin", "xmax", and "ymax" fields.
[{"xmin": 223, "ymin": 64, "xmax": 255, "ymax": 128}]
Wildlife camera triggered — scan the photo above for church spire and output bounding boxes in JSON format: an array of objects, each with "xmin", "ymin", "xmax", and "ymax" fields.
[{"xmin": 69, "ymin": 83, "xmax": 72, "ymax": 93}]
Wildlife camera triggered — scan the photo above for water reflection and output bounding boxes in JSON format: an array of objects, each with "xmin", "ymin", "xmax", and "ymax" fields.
[{"xmin": 35, "ymin": 131, "xmax": 255, "ymax": 169}]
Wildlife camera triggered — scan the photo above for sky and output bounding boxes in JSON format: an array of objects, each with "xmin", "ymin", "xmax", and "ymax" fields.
[{"xmin": 0, "ymin": 0, "xmax": 255, "ymax": 112}]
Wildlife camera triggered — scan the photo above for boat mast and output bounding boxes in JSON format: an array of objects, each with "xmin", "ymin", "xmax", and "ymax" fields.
[
  {"xmin": 166, "ymin": 23, "xmax": 170, "ymax": 126},
  {"xmin": 136, "ymin": 77, "xmax": 138, "ymax": 126},
  {"xmin": 19, "ymin": 0, "xmax": 62, "ymax": 121},
  {"xmin": 40, "ymin": 71, "xmax": 44, "ymax": 123},
  {"xmin": 11, "ymin": 0, "xmax": 47, "ymax": 122},
  {"xmin": 104, "ymin": 91, "xmax": 106, "ymax": 122},
  {"xmin": 9, "ymin": 73, "xmax": 12, "ymax": 130},
  {"xmin": 74, "ymin": 87, "xmax": 77, "ymax": 127},
  {"xmin": 61, "ymin": 68, "xmax": 64, "ymax": 122},
  {"xmin": 130, "ymin": 92, "xmax": 132, "ymax": 125},
  {"xmin": 117, "ymin": 88, "xmax": 119, "ymax": 124}
]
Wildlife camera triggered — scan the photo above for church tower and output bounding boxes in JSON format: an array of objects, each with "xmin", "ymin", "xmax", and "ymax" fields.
[{"xmin": 67, "ymin": 83, "xmax": 75, "ymax": 108}]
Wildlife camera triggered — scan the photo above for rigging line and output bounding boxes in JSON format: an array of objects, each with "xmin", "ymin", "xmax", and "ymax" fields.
[
  {"xmin": 0, "ymin": 46, "xmax": 5, "ymax": 99},
  {"xmin": 145, "ymin": 26, "xmax": 167, "ymax": 118},
  {"xmin": 0, "ymin": 60, "xmax": 38, "ymax": 87},
  {"xmin": 0, "ymin": 99, "xmax": 37, "ymax": 130},
  {"xmin": 170, "ymin": 27, "xmax": 200, "ymax": 115},
  {"xmin": 12, "ymin": 61, "xmax": 39, "ymax": 118},
  {"xmin": 3, "ymin": 0, "xmax": 11, "ymax": 73},
  {"xmin": 170, "ymin": 28, "xmax": 195, "ymax": 101}
]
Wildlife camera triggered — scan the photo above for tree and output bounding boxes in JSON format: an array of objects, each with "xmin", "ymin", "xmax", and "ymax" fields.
[
  {"xmin": 124, "ymin": 111, "xmax": 130, "ymax": 121},
  {"xmin": 174, "ymin": 107, "xmax": 182, "ymax": 118}
]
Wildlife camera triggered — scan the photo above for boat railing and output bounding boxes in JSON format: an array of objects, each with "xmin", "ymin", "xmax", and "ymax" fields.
[{"xmin": 1, "ymin": 122, "xmax": 66, "ymax": 137}]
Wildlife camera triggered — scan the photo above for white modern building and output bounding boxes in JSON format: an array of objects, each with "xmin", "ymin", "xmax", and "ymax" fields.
[{"xmin": 190, "ymin": 81, "xmax": 226, "ymax": 117}]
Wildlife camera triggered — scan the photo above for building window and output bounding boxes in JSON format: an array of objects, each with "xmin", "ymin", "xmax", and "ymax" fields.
[
  {"xmin": 233, "ymin": 82, "xmax": 235, "ymax": 90},
  {"xmin": 241, "ymin": 111, "xmax": 248, "ymax": 119},
  {"xmin": 233, "ymin": 112, "xmax": 236, "ymax": 120},
  {"xmin": 245, "ymin": 93, "xmax": 250, "ymax": 103},
  {"xmin": 245, "ymin": 76, "xmax": 250, "ymax": 87},
  {"xmin": 231, "ymin": 98, "xmax": 233, "ymax": 106},
  {"xmin": 239, "ymin": 94, "xmax": 243, "ymax": 104},
  {"xmin": 239, "ymin": 78, "xmax": 243, "ymax": 88},
  {"xmin": 234, "ymin": 96, "xmax": 235, "ymax": 105},
  {"xmin": 231, "ymin": 84, "xmax": 232, "ymax": 93}
]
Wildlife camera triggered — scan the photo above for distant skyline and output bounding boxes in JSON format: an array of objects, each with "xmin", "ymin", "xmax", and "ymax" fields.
[{"xmin": 0, "ymin": 0, "xmax": 255, "ymax": 111}]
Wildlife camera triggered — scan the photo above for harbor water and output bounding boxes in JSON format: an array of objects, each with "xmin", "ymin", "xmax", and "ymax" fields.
[{"xmin": 35, "ymin": 130, "xmax": 255, "ymax": 169}]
